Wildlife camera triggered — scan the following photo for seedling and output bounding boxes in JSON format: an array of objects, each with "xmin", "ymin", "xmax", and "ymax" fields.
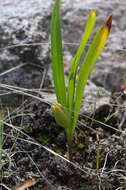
[
  {"xmin": 104, "ymin": 111, "xmax": 117, "ymax": 123},
  {"xmin": 51, "ymin": 0, "xmax": 112, "ymax": 159}
]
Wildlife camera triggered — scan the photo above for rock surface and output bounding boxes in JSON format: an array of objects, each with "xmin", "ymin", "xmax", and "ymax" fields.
[
  {"xmin": 0, "ymin": 0, "xmax": 53, "ymax": 105},
  {"xmin": 0, "ymin": 0, "xmax": 126, "ymax": 102},
  {"xmin": 0, "ymin": 0, "xmax": 52, "ymax": 96}
]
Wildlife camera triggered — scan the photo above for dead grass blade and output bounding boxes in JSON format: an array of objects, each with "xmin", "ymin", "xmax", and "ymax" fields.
[{"xmin": 12, "ymin": 179, "xmax": 37, "ymax": 190}]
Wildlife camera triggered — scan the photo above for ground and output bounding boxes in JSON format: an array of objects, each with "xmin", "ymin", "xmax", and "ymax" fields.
[
  {"xmin": 1, "ymin": 93, "xmax": 126, "ymax": 189},
  {"xmin": 1, "ymin": 0, "xmax": 126, "ymax": 190}
]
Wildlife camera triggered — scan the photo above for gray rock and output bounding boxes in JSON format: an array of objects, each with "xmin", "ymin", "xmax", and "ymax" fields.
[
  {"xmin": 81, "ymin": 80, "xmax": 111, "ymax": 115},
  {"xmin": 0, "ymin": 0, "xmax": 52, "ymax": 67},
  {"xmin": 90, "ymin": 49, "xmax": 126, "ymax": 92},
  {"xmin": 0, "ymin": 0, "xmax": 52, "ymax": 104}
]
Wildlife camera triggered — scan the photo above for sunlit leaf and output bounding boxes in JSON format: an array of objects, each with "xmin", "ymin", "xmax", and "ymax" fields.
[
  {"xmin": 51, "ymin": 0, "xmax": 66, "ymax": 106},
  {"xmin": 71, "ymin": 15, "xmax": 112, "ymax": 141},
  {"xmin": 67, "ymin": 10, "xmax": 96, "ymax": 117}
]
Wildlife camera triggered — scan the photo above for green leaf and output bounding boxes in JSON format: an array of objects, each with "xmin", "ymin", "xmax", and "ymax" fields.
[
  {"xmin": 51, "ymin": 0, "xmax": 66, "ymax": 106},
  {"xmin": 51, "ymin": 103, "xmax": 72, "ymax": 130},
  {"xmin": 67, "ymin": 10, "xmax": 96, "ymax": 116},
  {"xmin": 71, "ymin": 15, "xmax": 112, "ymax": 141}
]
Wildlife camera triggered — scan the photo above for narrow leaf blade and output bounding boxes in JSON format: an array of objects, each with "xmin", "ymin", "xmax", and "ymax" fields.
[
  {"xmin": 71, "ymin": 15, "xmax": 112, "ymax": 140},
  {"xmin": 51, "ymin": 0, "xmax": 66, "ymax": 106},
  {"xmin": 67, "ymin": 10, "xmax": 96, "ymax": 115}
]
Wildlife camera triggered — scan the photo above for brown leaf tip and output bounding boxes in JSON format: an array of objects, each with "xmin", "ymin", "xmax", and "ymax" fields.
[{"xmin": 105, "ymin": 15, "xmax": 112, "ymax": 30}]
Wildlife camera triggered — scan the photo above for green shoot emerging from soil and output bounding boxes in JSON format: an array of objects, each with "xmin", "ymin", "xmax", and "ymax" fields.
[{"xmin": 51, "ymin": 0, "xmax": 112, "ymax": 159}]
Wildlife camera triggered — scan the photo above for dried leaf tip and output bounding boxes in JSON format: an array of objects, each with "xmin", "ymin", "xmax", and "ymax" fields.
[{"xmin": 105, "ymin": 15, "xmax": 112, "ymax": 30}]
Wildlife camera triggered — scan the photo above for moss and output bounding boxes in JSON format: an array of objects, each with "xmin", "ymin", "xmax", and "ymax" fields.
[{"xmin": 78, "ymin": 143, "xmax": 85, "ymax": 153}]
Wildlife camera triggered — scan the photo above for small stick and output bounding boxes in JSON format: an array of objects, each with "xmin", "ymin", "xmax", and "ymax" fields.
[{"xmin": 96, "ymin": 133, "xmax": 100, "ymax": 178}]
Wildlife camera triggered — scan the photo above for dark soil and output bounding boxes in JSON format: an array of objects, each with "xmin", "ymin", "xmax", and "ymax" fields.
[{"xmin": 1, "ymin": 95, "xmax": 126, "ymax": 190}]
